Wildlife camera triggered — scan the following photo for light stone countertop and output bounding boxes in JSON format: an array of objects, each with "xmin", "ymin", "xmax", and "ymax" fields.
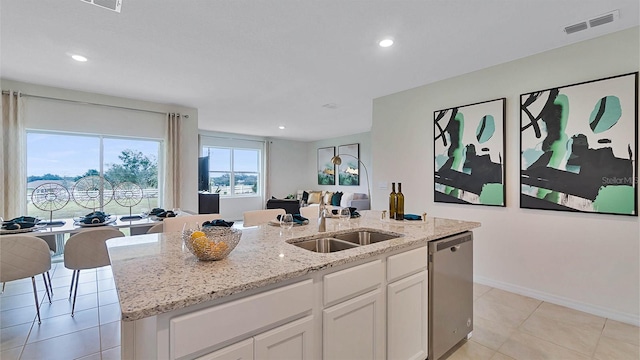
[{"xmin": 106, "ymin": 211, "xmax": 480, "ymax": 321}]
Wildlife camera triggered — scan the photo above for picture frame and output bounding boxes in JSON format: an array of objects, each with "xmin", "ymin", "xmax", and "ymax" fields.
[
  {"xmin": 337, "ymin": 143, "xmax": 360, "ymax": 186},
  {"xmin": 317, "ymin": 146, "xmax": 335, "ymax": 185},
  {"xmin": 520, "ymin": 72, "xmax": 638, "ymax": 216},
  {"xmin": 434, "ymin": 98, "xmax": 506, "ymax": 206}
]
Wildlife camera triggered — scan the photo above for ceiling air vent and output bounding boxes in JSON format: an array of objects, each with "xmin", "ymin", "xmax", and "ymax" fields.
[
  {"xmin": 564, "ymin": 22, "xmax": 588, "ymax": 34},
  {"xmin": 589, "ymin": 10, "xmax": 619, "ymax": 28},
  {"xmin": 81, "ymin": 0, "xmax": 122, "ymax": 13}
]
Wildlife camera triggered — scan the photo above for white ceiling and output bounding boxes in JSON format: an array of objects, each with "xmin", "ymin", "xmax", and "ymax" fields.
[{"xmin": 1, "ymin": 0, "xmax": 638, "ymax": 141}]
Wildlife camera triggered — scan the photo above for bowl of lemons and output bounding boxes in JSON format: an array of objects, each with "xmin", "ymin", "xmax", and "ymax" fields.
[{"xmin": 183, "ymin": 226, "xmax": 242, "ymax": 261}]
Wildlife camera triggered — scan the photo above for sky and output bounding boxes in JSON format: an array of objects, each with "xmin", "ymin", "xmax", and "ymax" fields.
[{"xmin": 27, "ymin": 132, "xmax": 160, "ymax": 177}]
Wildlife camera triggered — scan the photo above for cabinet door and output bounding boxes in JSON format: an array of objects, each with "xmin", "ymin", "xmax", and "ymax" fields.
[
  {"xmin": 323, "ymin": 289, "xmax": 384, "ymax": 360},
  {"xmin": 254, "ymin": 316, "xmax": 314, "ymax": 360},
  {"xmin": 196, "ymin": 338, "xmax": 253, "ymax": 360},
  {"xmin": 387, "ymin": 270, "xmax": 428, "ymax": 360}
]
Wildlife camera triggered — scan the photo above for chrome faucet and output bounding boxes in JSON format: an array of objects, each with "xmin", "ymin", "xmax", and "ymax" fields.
[{"xmin": 318, "ymin": 199, "xmax": 327, "ymax": 232}]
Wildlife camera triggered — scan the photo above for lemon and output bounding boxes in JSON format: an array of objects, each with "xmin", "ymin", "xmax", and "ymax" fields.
[{"xmin": 190, "ymin": 231, "xmax": 206, "ymax": 240}]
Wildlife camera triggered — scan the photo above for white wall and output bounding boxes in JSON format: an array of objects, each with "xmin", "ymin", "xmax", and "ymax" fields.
[
  {"xmin": 305, "ymin": 132, "xmax": 372, "ymax": 197},
  {"xmin": 268, "ymin": 139, "xmax": 309, "ymax": 198},
  {"xmin": 1, "ymin": 79, "xmax": 200, "ymax": 212},
  {"xmin": 372, "ymin": 27, "xmax": 640, "ymax": 325}
]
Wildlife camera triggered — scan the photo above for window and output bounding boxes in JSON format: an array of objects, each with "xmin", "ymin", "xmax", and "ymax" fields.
[
  {"xmin": 203, "ymin": 147, "xmax": 260, "ymax": 197},
  {"xmin": 26, "ymin": 131, "xmax": 162, "ymax": 218}
]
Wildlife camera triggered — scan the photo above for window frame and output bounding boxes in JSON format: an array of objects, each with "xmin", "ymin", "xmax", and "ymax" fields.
[
  {"xmin": 203, "ymin": 146, "xmax": 262, "ymax": 198},
  {"xmin": 25, "ymin": 129, "xmax": 164, "ymax": 212}
]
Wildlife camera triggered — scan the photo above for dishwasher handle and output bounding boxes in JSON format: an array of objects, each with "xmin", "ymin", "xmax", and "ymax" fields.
[{"xmin": 432, "ymin": 232, "xmax": 473, "ymax": 252}]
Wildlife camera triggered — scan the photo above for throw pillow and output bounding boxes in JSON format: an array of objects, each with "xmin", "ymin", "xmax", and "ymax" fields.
[
  {"xmin": 340, "ymin": 192, "xmax": 354, "ymax": 208},
  {"xmin": 307, "ymin": 191, "xmax": 322, "ymax": 204},
  {"xmin": 323, "ymin": 192, "xmax": 334, "ymax": 205},
  {"xmin": 302, "ymin": 191, "xmax": 309, "ymax": 202},
  {"xmin": 331, "ymin": 192, "xmax": 343, "ymax": 206}
]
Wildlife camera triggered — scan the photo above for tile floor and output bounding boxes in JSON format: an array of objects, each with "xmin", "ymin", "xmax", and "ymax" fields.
[{"xmin": 1, "ymin": 265, "xmax": 639, "ymax": 360}]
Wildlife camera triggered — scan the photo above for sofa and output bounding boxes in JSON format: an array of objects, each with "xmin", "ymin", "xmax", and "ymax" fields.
[
  {"xmin": 266, "ymin": 198, "xmax": 300, "ymax": 214},
  {"xmin": 296, "ymin": 190, "xmax": 370, "ymax": 211}
]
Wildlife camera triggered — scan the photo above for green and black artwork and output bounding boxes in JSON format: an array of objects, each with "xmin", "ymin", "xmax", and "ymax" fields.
[
  {"xmin": 520, "ymin": 72, "xmax": 638, "ymax": 216},
  {"xmin": 434, "ymin": 98, "xmax": 506, "ymax": 206}
]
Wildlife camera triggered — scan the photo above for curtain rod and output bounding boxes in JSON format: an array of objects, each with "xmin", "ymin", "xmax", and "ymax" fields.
[{"xmin": 1, "ymin": 90, "xmax": 189, "ymax": 118}]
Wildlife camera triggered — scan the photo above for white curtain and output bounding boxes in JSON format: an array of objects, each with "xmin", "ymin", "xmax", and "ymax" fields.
[
  {"xmin": 165, "ymin": 113, "xmax": 181, "ymax": 208},
  {"xmin": 1, "ymin": 91, "xmax": 26, "ymax": 218}
]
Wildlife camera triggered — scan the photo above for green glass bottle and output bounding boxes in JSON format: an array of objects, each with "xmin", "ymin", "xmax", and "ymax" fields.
[
  {"xmin": 389, "ymin": 182, "xmax": 397, "ymax": 219},
  {"xmin": 395, "ymin": 182, "xmax": 405, "ymax": 220}
]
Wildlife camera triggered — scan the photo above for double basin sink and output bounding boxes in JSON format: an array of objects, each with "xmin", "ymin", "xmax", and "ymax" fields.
[{"xmin": 288, "ymin": 230, "xmax": 403, "ymax": 253}]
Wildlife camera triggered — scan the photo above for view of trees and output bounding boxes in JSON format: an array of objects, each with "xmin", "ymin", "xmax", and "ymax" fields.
[{"xmin": 27, "ymin": 149, "xmax": 158, "ymax": 188}]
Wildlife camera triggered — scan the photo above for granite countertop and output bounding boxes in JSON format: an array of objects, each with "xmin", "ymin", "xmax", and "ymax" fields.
[{"xmin": 106, "ymin": 211, "xmax": 480, "ymax": 321}]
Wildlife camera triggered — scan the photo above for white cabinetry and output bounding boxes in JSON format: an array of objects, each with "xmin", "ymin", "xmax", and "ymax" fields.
[
  {"xmin": 386, "ymin": 246, "xmax": 428, "ymax": 360},
  {"xmin": 322, "ymin": 260, "xmax": 385, "ymax": 360},
  {"xmin": 323, "ymin": 289, "xmax": 385, "ymax": 360},
  {"xmin": 254, "ymin": 316, "xmax": 314, "ymax": 359},
  {"xmin": 201, "ymin": 316, "xmax": 314, "ymax": 360},
  {"xmin": 196, "ymin": 338, "xmax": 253, "ymax": 360}
]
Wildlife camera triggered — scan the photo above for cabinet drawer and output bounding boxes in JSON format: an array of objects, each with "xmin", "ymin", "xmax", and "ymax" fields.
[
  {"xmin": 387, "ymin": 246, "xmax": 427, "ymax": 283},
  {"xmin": 170, "ymin": 279, "xmax": 313, "ymax": 359},
  {"xmin": 324, "ymin": 260, "xmax": 382, "ymax": 306}
]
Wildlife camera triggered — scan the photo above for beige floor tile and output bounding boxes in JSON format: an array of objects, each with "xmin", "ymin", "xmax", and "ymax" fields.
[
  {"xmin": 0, "ymin": 291, "xmax": 47, "ymax": 312},
  {"xmin": 99, "ymin": 302, "xmax": 122, "ymax": 324},
  {"xmin": 533, "ymin": 302, "xmax": 606, "ymax": 328},
  {"xmin": 594, "ymin": 334, "xmax": 640, "ymax": 360},
  {"xmin": 100, "ymin": 320, "xmax": 121, "ymax": 350},
  {"xmin": 474, "ymin": 296, "xmax": 532, "ymax": 329},
  {"xmin": 490, "ymin": 353, "xmax": 515, "ymax": 360},
  {"xmin": 499, "ymin": 331, "xmax": 591, "ymax": 360},
  {"xmin": 471, "ymin": 316, "xmax": 516, "ymax": 350},
  {"xmin": 519, "ymin": 311, "xmax": 601, "ymax": 356},
  {"xmin": 474, "ymin": 283, "xmax": 492, "ymax": 300},
  {"xmin": 97, "ymin": 278, "xmax": 116, "ymax": 292},
  {"xmin": 102, "ymin": 346, "xmax": 121, "ymax": 360},
  {"xmin": 98, "ymin": 289, "xmax": 120, "ymax": 306},
  {"xmin": 21, "ymin": 326, "xmax": 100, "ymax": 360},
  {"xmin": 445, "ymin": 340, "xmax": 495, "ymax": 360},
  {"xmin": 39, "ymin": 293, "xmax": 98, "ymax": 319},
  {"xmin": 1, "ymin": 277, "xmax": 49, "ymax": 297},
  {"xmin": 26, "ymin": 307, "xmax": 99, "ymax": 344},
  {"xmin": 602, "ymin": 319, "xmax": 640, "ymax": 346},
  {"xmin": 76, "ymin": 352, "xmax": 102, "ymax": 360},
  {"xmin": 0, "ymin": 345, "xmax": 23, "ymax": 360},
  {"xmin": 481, "ymin": 289, "xmax": 541, "ymax": 314},
  {"xmin": 1, "ymin": 306, "xmax": 38, "ymax": 329},
  {"xmin": 0, "ymin": 322, "xmax": 32, "ymax": 350}
]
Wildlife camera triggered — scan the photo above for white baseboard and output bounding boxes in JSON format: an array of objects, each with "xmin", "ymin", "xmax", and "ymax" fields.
[{"xmin": 473, "ymin": 275, "xmax": 640, "ymax": 327}]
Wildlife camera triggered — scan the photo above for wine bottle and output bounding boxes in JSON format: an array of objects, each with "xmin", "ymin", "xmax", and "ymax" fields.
[
  {"xmin": 389, "ymin": 182, "xmax": 397, "ymax": 220},
  {"xmin": 395, "ymin": 182, "xmax": 405, "ymax": 220}
]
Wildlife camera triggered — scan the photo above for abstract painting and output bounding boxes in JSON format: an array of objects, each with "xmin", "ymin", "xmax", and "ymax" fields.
[
  {"xmin": 337, "ymin": 143, "xmax": 360, "ymax": 186},
  {"xmin": 520, "ymin": 72, "xmax": 638, "ymax": 216},
  {"xmin": 317, "ymin": 146, "xmax": 335, "ymax": 185},
  {"xmin": 434, "ymin": 98, "xmax": 506, "ymax": 206}
]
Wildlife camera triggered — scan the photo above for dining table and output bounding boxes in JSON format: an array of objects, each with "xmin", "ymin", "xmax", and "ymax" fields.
[{"xmin": 1, "ymin": 216, "xmax": 163, "ymax": 256}]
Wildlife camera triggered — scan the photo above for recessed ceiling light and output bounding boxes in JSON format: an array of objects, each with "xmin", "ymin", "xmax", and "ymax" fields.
[
  {"xmin": 379, "ymin": 39, "xmax": 394, "ymax": 48},
  {"xmin": 71, "ymin": 54, "xmax": 88, "ymax": 62},
  {"xmin": 278, "ymin": 125, "xmax": 285, "ymax": 130}
]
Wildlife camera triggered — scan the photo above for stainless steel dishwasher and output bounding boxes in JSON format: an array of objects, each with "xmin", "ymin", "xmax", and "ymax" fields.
[{"xmin": 428, "ymin": 231, "xmax": 473, "ymax": 360}]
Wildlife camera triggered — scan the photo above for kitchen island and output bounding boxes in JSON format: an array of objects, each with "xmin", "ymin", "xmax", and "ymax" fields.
[{"xmin": 107, "ymin": 211, "xmax": 480, "ymax": 359}]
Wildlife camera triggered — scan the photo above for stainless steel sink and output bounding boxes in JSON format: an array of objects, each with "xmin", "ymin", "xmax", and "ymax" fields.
[
  {"xmin": 289, "ymin": 230, "xmax": 402, "ymax": 253},
  {"xmin": 333, "ymin": 230, "xmax": 400, "ymax": 245},
  {"xmin": 291, "ymin": 238, "xmax": 359, "ymax": 253}
]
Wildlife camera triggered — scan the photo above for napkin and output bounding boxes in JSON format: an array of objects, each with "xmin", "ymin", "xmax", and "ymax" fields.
[
  {"xmin": 403, "ymin": 214, "xmax": 422, "ymax": 221},
  {"xmin": 150, "ymin": 208, "xmax": 164, "ymax": 216},
  {"xmin": 2, "ymin": 216, "xmax": 39, "ymax": 230},
  {"xmin": 202, "ymin": 219, "xmax": 234, "ymax": 228},
  {"xmin": 80, "ymin": 211, "xmax": 109, "ymax": 224},
  {"xmin": 277, "ymin": 214, "xmax": 309, "ymax": 225},
  {"xmin": 156, "ymin": 210, "xmax": 176, "ymax": 218}
]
